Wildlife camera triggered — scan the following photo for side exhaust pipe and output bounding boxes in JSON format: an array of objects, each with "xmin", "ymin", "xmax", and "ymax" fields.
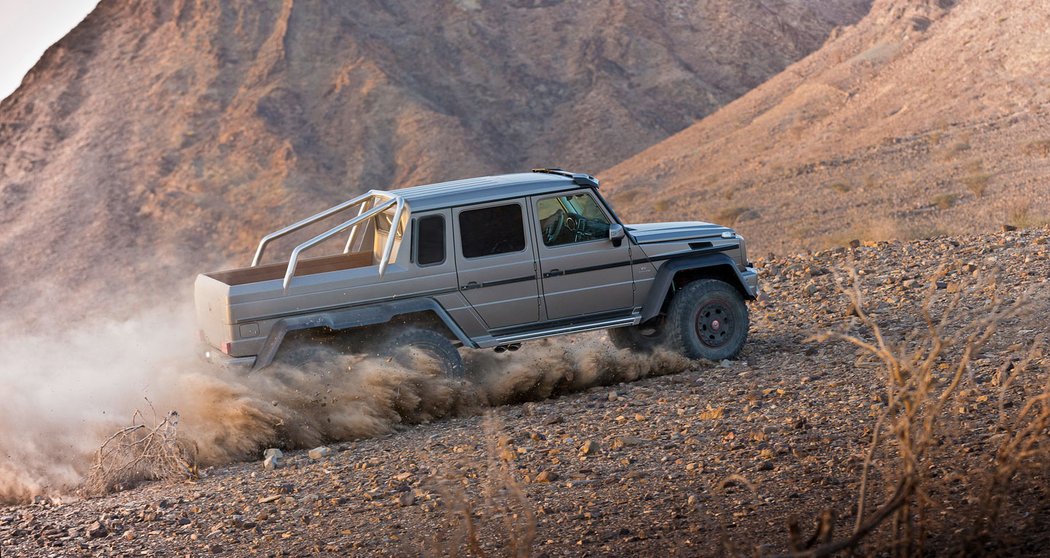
[{"xmin": 494, "ymin": 343, "xmax": 522, "ymax": 353}]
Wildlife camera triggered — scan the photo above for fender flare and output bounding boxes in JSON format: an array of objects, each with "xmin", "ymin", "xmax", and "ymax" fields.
[
  {"xmin": 640, "ymin": 253, "xmax": 756, "ymax": 323},
  {"xmin": 252, "ymin": 298, "xmax": 473, "ymax": 370}
]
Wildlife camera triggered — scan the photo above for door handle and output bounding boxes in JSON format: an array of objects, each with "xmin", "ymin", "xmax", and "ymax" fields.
[
  {"xmin": 461, "ymin": 281, "xmax": 481, "ymax": 290},
  {"xmin": 544, "ymin": 269, "xmax": 564, "ymax": 278}
]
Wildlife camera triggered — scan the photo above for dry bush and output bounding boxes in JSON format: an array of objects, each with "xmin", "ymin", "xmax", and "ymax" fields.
[
  {"xmin": 84, "ymin": 402, "xmax": 197, "ymax": 495},
  {"xmin": 778, "ymin": 269, "xmax": 1049, "ymax": 556},
  {"xmin": 1022, "ymin": 139, "xmax": 1050, "ymax": 157},
  {"xmin": 716, "ymin": 206, "xmax": 753, "ymax": 225},
  {"xmin": 1004, "ymin": 200, "xmax": 1050, "ymax": 229},
  {"xmin": 931, "ymin": 192, "xmax": 959, "ymax": 210},
  {"xmin": 961, "ymin": 173, "xmax": 991, "ymax": 198},
  {"xmin": 944, "ymin": 141, "xmax": 971, "ymax": 158},
  {"xmin": 827, "ymin": 181, "xmax": 850, "ymax": 194},
  {"xmin": 417, "ymin": 414, "xmax": 536, "ymax": 558}
]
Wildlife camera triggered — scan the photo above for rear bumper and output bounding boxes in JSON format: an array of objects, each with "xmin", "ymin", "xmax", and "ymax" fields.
[{"xmin": 200, "ymin": 345, "xmax": 257, "ymax": 369}]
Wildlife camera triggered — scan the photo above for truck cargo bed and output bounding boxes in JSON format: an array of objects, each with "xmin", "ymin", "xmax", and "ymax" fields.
[{"xmin": 205, "ymin": 251, "xmax": 373, "ymax": 286}]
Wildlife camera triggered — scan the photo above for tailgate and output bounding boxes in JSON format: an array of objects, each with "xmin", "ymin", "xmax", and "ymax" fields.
[{"xmin": 194, "ymin": 273, "xmax": 234, "ymax": 350}]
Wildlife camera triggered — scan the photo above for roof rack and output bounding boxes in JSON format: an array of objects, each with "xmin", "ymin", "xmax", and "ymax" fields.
[
  {"xmin": 251, "ymin": 190, "xmax": 409, "ymax": 289},
  {"xmin": 530, "ymin": 168, "xmax": 600, "ymax": 188}
]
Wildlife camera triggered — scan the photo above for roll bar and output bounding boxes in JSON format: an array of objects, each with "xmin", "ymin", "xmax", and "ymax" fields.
[{"xmin": 249, "ymin": 190, "xmax": 409, "ymax": 289}]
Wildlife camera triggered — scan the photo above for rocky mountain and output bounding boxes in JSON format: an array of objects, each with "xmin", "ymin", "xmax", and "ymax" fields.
[
  {"xmin": 0, "ymin": 0, "xmax": 870, "ymax": 316},
  {"xmin": 604, "ymin": 0, "xmax": 1050, "ymax": 256}
]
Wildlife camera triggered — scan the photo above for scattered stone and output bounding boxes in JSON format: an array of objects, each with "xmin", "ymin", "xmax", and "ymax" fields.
[
  {"xmin": 86, "ymin": 521, "xmax": 107, "ymax": 539},
  {"xmin": 308, "ymin": 446, "xmax": 333, "ymax": 460},
  {"xmin": 579, "ymin": 440, "xmax": 599, "ymax": 456},
  {"xmin": 611, "ymin": 436, "xmax": 646, "ymax": 449},
  {"xmin": 397, "ymin": 493, "xmax": 416, "ymax": 507},
  {"xmin": 264, "ymin": 455, "xmax": 281, "ymax": 470},
  {"xmin": 534, "ymin": 470, "xmax": 558, "ymax": 483},
  {"xmin": 902, "ymin": 279, "xmax": 919, "ymax": 289},
  {"xmin": 263, "ymin": 448, "xmax": 283, "ymax": 460},
  {"xmin": 259, "ymin": 495, "xmax": 281, "ymax": 504}
]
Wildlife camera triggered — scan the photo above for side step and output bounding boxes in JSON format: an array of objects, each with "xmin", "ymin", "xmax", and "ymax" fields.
[{"xmin": 482, "ymin": 315, "xmax": 639, "ymax": 347}]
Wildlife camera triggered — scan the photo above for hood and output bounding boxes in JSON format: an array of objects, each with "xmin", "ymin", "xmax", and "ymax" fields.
[{"xmin": 624, "ymin": 221, "xmax": 734, "ymax": 244}]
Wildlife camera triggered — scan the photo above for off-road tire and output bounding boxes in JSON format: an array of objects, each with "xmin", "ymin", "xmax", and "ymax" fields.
[
  {"xmin": 665, "ymin": 279, "xmax": 749, "ymax": 361},
  {"xmin": 607, "ymin": 319, "xmax": 667, "ymax": 352},
  {"xmin": 380, "ymin": 327, "xmax": 465, "ymax": 379},
  {"xmin": 273, "ymin": 332, "xmax": 346, "ymax": 371}
]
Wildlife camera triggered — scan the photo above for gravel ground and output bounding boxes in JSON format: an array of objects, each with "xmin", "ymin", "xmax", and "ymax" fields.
[{"xmin": 3, "ymin": 229, "xmax": 1048, "ymax": 557}]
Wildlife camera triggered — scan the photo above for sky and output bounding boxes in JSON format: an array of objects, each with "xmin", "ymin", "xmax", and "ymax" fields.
[{"xmin": 0, "ymin": 0, "xmax": 99, "ymax": 101}]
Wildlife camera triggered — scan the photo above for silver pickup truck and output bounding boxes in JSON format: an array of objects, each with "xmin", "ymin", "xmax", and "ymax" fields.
[{"xmin": 195, "ymin": 169, "xmax": 758, "ymax": 377}]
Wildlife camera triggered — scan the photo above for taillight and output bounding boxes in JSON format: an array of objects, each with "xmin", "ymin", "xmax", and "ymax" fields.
[{"xmin": 223, "ymin": 342, "xmax": 232, "ymax": 354}]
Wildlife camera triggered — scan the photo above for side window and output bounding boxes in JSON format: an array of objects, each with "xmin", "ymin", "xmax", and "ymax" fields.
[
  {"xmin": 536, "ymin": 193, "xmax": 611, "ymax": 247},
  {"xmin": 459, "ymin": 203, "xmax": 526, "ymax": 258},
  {"xmin": 414, "ymin": 215, "xmax": 445, "ymax": 266}
]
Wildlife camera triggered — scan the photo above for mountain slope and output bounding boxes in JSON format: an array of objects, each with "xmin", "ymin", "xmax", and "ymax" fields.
[
  {"xmin": 0, "ymin": 0, "xmax": 870, "ymax": 316},
  {"xmin": 604, "ymin": 0, "xmax": 1050, "ymax": 255}
]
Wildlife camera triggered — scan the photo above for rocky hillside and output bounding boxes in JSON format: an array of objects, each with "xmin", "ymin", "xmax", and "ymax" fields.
[
  {"xmin": 2, "ymin": 229, "xmax": 1047, "ymax": 555},
  {"xmin": 604, "ymin": 0, "xmax": 1050, "ymax": 256},
  {"xmin": 0, "ymin": 0, "xmax": 870, "ymax": 317}
]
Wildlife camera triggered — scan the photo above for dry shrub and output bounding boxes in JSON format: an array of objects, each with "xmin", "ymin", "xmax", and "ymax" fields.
[
  {"xmin": 945, "ymin": 141, "xmax": 971, "ymax": 156},
  {"xmin": 1004, "ymin": 200, "xmax": 1050, "ymax": 229},
  {"xmin": 1023, "ymin": 139, "xmax": 1050, "ymax": 157},
  {"xmin": 827, "ymin": 181, "xmax": 850, "ymax": 194},
  {"xmin": 716, "ymin": 206, "xmax": 752, "ymax": 225},
  {"xmin": 782, "ymin": 269, "xmax": 1049, "ymax": 556},
  {"xmin": 931, "ymin": 192, "xmax": 959, "ymax": 210},
  {"xmin": 84, "ymin": 402, "xmax": 197, "ymax": 495},
  {"xmin": 416, "ymin": 414, "xmax": 536, "ymax": 558},
  {"xmin": 961, "ymin": 173, "xmax": 991, "ymax": 197}
]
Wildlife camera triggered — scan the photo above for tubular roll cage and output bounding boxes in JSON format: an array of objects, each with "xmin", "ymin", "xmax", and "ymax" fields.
[{"xmin": 250, "ymin": 190, "xmax": 409, "ymax": 290}]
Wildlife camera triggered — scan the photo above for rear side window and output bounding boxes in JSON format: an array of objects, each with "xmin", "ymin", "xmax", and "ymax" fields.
[
  {"xmin": 415, "ymin": 215, "xmax": 446, "ymax": 266},
  {"xmin": 459, "ymin": 204, "xmax": 526, "ymax": 258}
]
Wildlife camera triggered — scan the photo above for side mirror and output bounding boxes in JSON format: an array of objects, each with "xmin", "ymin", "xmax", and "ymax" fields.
[{"xmin": 609, "ymin": 224, "xmax": 626, "ymax": 247}]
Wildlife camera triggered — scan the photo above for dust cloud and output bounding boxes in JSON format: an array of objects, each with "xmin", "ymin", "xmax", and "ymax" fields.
[{"xmin": 0, "ymin": 307, "xmax": 693, "ymax": 505}]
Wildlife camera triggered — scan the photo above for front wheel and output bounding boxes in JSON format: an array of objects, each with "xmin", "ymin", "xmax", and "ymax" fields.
[
  {"xmin": 379, "ymin": 327, "xmax": 465, "ymax": 379},
  {"xmin": 665, "ymin": 279, "xmax": 749, "ymax": 361}
]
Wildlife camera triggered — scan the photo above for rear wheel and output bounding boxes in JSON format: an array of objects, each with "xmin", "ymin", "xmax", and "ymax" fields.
[
  {"xmin": 665, "ymin": 279, "xmax": 749, "ymax": 361},
  {"xmin": 273, "ymin": 330, "xmax": 348, "ymax": 371},
  {"xmin": 379, "ymin": 327, "xmax": 465, "ymax": 379}
]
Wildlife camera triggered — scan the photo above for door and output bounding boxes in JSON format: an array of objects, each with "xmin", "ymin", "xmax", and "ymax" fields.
[
  {"xmin": 532, "ymin": 190, "xmax": 634, "ymax": 320},
  {"xmin": 453, "ymin": 200, "xmax": 541, "ymax": 329}
]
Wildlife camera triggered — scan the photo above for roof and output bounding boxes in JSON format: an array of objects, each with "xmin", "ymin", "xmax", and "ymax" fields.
[{"xmin": 391, "ymin": 171, "xmax": 597, "ymax": 212}]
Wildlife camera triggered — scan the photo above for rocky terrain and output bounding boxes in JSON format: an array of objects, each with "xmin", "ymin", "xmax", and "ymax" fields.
[
  {"xmin": 0, "ymin": 0, "xmax": 870, "ymax": 318},
  {"xmin": 3, "ymin": 228, "xmax": 1047, "ymax": 556},
  {"xmin": 605, "ymin": 0, "xmax": 1050, "ymax": 256}
]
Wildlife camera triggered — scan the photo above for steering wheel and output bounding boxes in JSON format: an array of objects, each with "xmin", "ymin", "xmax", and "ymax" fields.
[{"xmin": 543, "ymin": 209, "xmax": 566, "ymax": 245}]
